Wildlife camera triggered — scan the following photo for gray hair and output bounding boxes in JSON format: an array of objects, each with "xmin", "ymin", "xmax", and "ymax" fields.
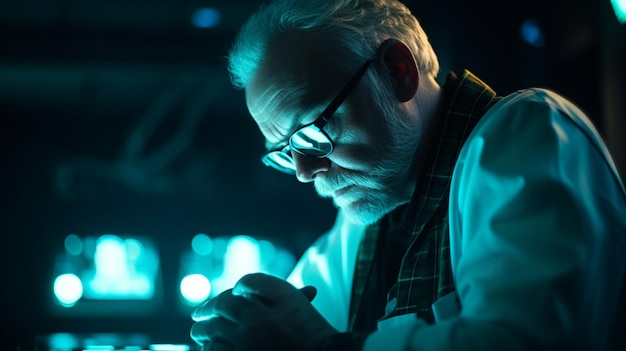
[{"xmin": 227, "ymin": 0, "xmax": 439, "ymax": 90}]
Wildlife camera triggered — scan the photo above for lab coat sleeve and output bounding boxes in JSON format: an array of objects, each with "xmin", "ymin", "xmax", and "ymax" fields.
[
  {"xmin": 363, "ymin": 89, "xmax": 626, "ymax": 351},
  {"xmin": 288, "ymin": 210, "xmax": 367, "ymax": 332}
]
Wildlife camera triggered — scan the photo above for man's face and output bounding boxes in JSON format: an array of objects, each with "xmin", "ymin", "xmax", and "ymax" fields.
[{"xmin": 245, "ymin": 33, "xmax": 420, "ymax": 225}]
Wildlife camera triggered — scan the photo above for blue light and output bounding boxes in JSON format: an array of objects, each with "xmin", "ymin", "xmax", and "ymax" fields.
[
  {"xmin": 519, "ymin": 19, "xmax": 545, "ymax": 48},
  {"xmin": 191, "ymin": 8, "xmax": 221, "ymax": 28}
]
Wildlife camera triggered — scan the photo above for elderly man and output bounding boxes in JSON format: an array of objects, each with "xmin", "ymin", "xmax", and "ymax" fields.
[{"xmin": 191, "ymin": 0, "xmax": 626, "ymax": 350}]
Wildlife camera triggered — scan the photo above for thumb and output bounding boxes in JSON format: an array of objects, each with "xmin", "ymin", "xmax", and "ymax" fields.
[{"xmin": 299, "ymin": 285, "xmax": 317, "ymax": 302}]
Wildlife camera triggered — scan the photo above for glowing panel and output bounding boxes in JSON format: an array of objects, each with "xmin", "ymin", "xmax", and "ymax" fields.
[
  {"xmin": 84, "ymin": 235, "xmax": 156, "ymax": 299},
  {"xmin": 53, "ymin": 233, "xmax": 161, "ymax": 307}
]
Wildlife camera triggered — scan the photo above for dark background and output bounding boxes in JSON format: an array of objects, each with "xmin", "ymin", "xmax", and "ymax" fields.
[{"xmin": 1, "ymin": 0, "xmax": 625, "ymax": 347}]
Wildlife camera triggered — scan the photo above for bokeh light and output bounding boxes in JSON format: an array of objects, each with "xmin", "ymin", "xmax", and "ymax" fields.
[
  {"xmin": 180, "ymin": 274, "xmax": 211, "ymax": 305},
  {"xmin": 53, "ymin": 273, "xmax": 83, "ymax": 307}
]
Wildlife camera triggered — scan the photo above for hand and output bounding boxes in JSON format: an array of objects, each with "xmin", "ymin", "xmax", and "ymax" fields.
[{"xmin": 190, "ymin": 273, "xmax": 339, "ymax": 351}]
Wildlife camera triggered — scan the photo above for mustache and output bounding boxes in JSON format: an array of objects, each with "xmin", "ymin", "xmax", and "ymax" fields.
[
  {"xmin": 314, "ymin": 176, "xmax": 346, "ymax": 197},
  {"xmin": 314, "ymin": 172, "xmax": 377, "ymax": 196}
]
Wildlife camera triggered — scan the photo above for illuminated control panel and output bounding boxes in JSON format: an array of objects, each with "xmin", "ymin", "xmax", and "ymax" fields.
[
  {"xmin": 51, "ymin": 234, "xmax": 162, "ymax": 314},
  {"xmin": 50, "ymin": 232, "xmax": 296, "ymax": 313}
]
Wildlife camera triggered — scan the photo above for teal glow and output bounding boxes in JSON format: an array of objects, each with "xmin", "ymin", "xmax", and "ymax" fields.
[
  {"xmin": 125, "ymin": 239, "xmax": 143, "ymax": 261},
  {"xmin": 83, "ymin": 346, "xmax": 114, "ymax": 350},
  {"xmin": 211, "ymin": 235, "xmax": 261, "ymax": 295},
  {"xmin": 191, "ymin": 8, "xmax": 221, "ymax": 28},
  {"xmin": 180, "ymin": 274, "xmax": 211, "ymax": 305},
  {"xmin": 84, "ymin": 234, "xmax": 157, "ymax": 299},
  {"xmin": 179, "ymin": 234, "xmax": 297, "ymax": 301},
  {"xmin": 53, "ymin": 273, "xmax": 83, "ymax": 307},
  {"xmin": 211, "ymin": 237, "xmax": 228, "ymax": 257},
  {"xmin": 94, "ymin": 235, "xmax": 126, "ymax": 277},
  {"xmin": 64, "ymin": 234, "xmax": 83, "ymax": 256},
  {"xmin": 48, "ymin": 333, "xmax": 79, "ymax": 349},
  {"xmin": 258, "ymin": 240, "xmax": 276, "ymax": 263},
  {"xmin": 225, "ymin": 235, "xmax": 262, "ymax": 274},
  {"xmin": 612, "ymin": 0, "xmax": 626, "ymax": 23},
  {"xmin": 191, "ymin": 233, "xmax": 213, "ymax": 256},
  {"xmin": 149, "ymin": 344, "xmax": 190, "ymax": 351}
]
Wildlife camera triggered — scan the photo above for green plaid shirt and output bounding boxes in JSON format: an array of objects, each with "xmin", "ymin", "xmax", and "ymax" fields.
[{"xmin": 348, "ymin": 70, "xmax": 502, "ymax": 332}]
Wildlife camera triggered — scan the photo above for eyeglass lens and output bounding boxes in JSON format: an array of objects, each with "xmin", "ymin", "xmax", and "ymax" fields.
[{"xmin": 289, "ymin": 126, "xmax": 332, "ymax": 157}]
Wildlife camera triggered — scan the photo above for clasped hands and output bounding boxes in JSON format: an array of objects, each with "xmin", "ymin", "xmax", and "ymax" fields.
[{"xmin": 191, "ymin": 273, "xmax": 339, "ymax": 351}]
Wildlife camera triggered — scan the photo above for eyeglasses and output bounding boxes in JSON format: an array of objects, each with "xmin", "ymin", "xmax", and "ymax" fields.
[{"xmin": 261, "ymin": 59, "xmax": 373, "ymax": 175}]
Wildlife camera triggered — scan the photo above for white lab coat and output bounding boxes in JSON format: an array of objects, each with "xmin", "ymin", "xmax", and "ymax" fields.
[{"xmin": 288, "ymin": 88, "xmax": 626, "ymax": 350}]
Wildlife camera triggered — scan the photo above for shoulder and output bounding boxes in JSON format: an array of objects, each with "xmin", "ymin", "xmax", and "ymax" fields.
[
  {"xmin": 483, "ymin": 88, "xmax": 597, "ymax": 138},
  {"xmin": 463, "ymin": 88, "xmax": 614, "ymax": 165}
]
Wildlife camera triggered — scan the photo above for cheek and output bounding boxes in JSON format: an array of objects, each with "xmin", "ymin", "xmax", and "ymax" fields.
[
  {"xmin": 329, "ymin": 98, "xmax": 391, "ymax": 169},
  {"xmin": 330, "ymin": 124, "xmax": 389, "ymax": 171}
]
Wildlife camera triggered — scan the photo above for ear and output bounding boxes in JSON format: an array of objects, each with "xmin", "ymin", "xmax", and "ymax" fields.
[{"xmin": 377, "ymin": 39, "xmax": 419, "ymax": 102}]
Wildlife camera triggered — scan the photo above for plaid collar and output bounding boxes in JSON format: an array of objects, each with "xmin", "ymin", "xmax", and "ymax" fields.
[
  {"xmin": 349, "ymin": 70, "xmax": 501, "ymax": 331},
  {"xmin": 406, "ymin": 69, "xmax": 499, "ymax": 233}
]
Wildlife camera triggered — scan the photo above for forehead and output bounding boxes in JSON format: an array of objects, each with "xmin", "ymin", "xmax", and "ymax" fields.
[{"xmin": 245, "ymin": 32, "xmax": 352, "ymax": 147}]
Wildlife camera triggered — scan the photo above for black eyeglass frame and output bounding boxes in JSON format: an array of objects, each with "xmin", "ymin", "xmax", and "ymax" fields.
[{"xmin": 261, "ymin": 58, "xmax": 374, "ymax": 174}]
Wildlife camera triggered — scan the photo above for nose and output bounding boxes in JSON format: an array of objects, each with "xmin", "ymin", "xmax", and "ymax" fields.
[{"xmin": 292, "ymin": 152, "xmax": 330, "ymax": 183}]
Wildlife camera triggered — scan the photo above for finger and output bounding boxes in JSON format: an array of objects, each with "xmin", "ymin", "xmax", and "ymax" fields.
[
  {"xmin": 299, "ymin": 285, "xmax": 317, "ymax": 302},
  {"xmin": 232, "ymin": 273, "xmax": 298, "ymax": 303},
  {"xmin": 190, "ymin": 316, "xmax": 238, "ymax": 345},
  {"xmin": 192, "ymin": 289, "xmax": 258, "ymax": 323}
]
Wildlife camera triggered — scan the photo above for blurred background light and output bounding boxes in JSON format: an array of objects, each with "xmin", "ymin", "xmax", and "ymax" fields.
[
  {"xmin": 191, "ymin": 233, "xmax": 213, "ymax": 256},
  {"xmin": 519, "ymin": 19, "xmax": 545, "ymax": 48},
  {"xmin": 83, "ymin": 345, "xmax": 114, "ymax": 350},
  {"xmin": 54, "ymin": 273, "xmax": 83, "ymax": 307},
  {"xmin": 149, "ymin": 344, "xmax": 190, "ymax": 351},
  {"xmin": 180, "ymin": 273, "xmax": 211, "ymax": 305},
  {"xmin": 74, "ymin": 234, "xmax": 159, "ymax": 300},
  {"xmin": 178, "ymin": 234, "xmax": 297, "ymax": 303},
  {"xmin": 191, "ymin": 8, "xmax": 221, "ymax": 28},
  {"xmin": 64, "ymin": 234, "xmax": 84, "ymax": 256},
  {"xmin": 210, "ymin": 235, "xmax": 261, "ymax": 295},
  {"xmin": 47, "ymin": 333, "xmax": 80, "ymax": 349}
]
